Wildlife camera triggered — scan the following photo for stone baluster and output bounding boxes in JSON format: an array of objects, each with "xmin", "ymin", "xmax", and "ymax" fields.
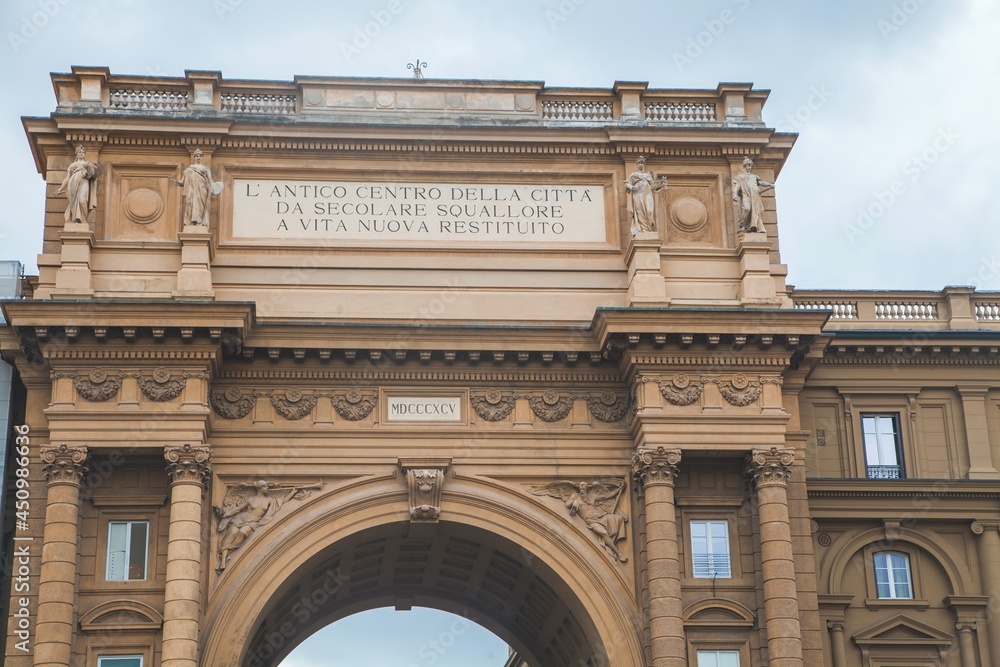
[
  {"xmin": 747, "ymin": 447, "xmax": 803, "ymax": 667},
  {"xmin": 162, "ymin": 444, "xmax": 212, "ymax": 667},
  {"xmin": 34, "ymin": 445, "xmax": 90, "ymax": 667},
  {"xmin": 971, "ymin": 521, "xmax": 1000, "ymax": 667},
  {"xmin": 632, "ymin": 447, "xmax": 686, "ymax": 667}
]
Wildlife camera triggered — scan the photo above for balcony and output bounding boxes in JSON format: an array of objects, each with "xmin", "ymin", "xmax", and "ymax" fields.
[{"xmin": 866, "ymin": 465, "xmax": 903, "ymax": 480}]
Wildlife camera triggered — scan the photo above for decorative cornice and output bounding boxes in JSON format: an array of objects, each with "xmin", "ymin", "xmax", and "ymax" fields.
[
  {"xmin": 746, "ymin": 447, "xmax": 794, "ymax": 488},
  {"xmin": 217, "ymin": 369, "xmax": 624, "ymax": 382},
  {"xmin": 41, "ymin": 444, "xmax": 90, "ymax": 486},
  {"xmin": 164, "ymin": 444, "xmax": 212, "ymax": 487},
  {"xmin": 632, "ymin": 447, "xmax": 681, "ymax": 488}
]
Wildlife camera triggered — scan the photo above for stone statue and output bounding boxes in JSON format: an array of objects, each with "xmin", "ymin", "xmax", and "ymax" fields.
[
  {"xmin": 625, "ymin": 156, "xmax": 667, "ymax": 235},
  {"xmin": 213, "ymin": 480, "xmax": 321, "ymax": 572},
  {"xmin": 529, "ymin": 478, "xmax": 629, "ymax": 562},
  {"xmin": 175, "ymin": 149, "xmax": 222, "ymax": 226},
  {"xmin": 732, "ymin": 156, "xmax": 773, "ymax": 234},
  {"xmin": 55, "ymin": 145, "xmax": 99, "ymax": 225}
]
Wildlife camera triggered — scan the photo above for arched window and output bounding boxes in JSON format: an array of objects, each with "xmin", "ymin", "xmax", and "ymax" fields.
[{"xmin": 873, "ymin": 551, "xmax": 912, "ymax": 599}]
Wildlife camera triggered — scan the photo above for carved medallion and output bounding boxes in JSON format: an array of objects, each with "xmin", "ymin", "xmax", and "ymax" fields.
[
  {"xmin": 719, "ymin": 374, "xmax": 762, "ymax": 406},
  {"xmin": 270, "ymin": 390, "xmax": 317, "ymax": 420},
  {"xmin": 332, "ymin": 389, "xmax": 378, "ymax": 420},
  {"xmin": 73, "ymin": 369, "xmax": 122, "ymax": 402},
  {"xmin": 528, "ymin": 390, "xmax": 572, "ymax": 422},
  {"xmin": 586, "ymin": 391, "xmax": 629, "ymax": 422},
  {"xmin": 138, "ymin": 368, "xmax": 186, "ymax": 402},
  {"xmin": 123, "ymin": 187, "xmax": 164, "ymax": 224},
  {"xmin": 471, "ymin": 388, "xmax": 515, "ymax": 421},
  {"xmin": 210, "ymin": 387, "xmax": 256, "ymax": 419},
  {"xmin": 657, "ymin": 374, "xmax": 703, "ymax": 406}
]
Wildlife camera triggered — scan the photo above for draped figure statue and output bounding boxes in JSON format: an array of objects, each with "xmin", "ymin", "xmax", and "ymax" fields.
[{"xmin": 56, "ymin": 145, "xmax": 99, "ymax": 225}]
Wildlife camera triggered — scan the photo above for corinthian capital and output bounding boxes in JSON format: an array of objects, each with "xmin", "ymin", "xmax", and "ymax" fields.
[
  {"xmin": 41, "ymin": 444, "xmax": 90, "ymax": 486},
  {"xmin": 747, "ymin": 447, "xmax": 795, "ymax": 488},
  {"xmin": 632, "ymin": 447, "xmax": 681, "ymax": 488},
  {"xmin": 164, "ymin": 444, "xmax": 212, "ymax": 487}
]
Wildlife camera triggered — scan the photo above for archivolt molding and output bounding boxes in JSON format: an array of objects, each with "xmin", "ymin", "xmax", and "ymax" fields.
[
  {"xmin": 79, "ymin": 599, "xmax": 163, "ymax": 632},
  {"xmin": 822, "ymin": 526, "xmax": 970, "ymax": 596},
  {"xmin": 202, "ymin": 472, "xmax": 644, "ymax": 667},
  {"xmin": 682, "ymin": 598, "xmax": 755, "ymax": 628}
]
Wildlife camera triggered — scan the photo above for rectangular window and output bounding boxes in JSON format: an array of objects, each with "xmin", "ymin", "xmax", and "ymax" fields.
[
  {"xmin": 874, "ymin": 552, "xmax": 913, "ymax": 599},
  {"xmin": 697, "ymin": 650, "xmax": 740, "ymax": 667},
  {"xmin": 106, "ymin": 521, "xmax": 148, "ymax": 581},
  {"xmin": 690, "ymin": 520, "xmax": 731, "ymax": 578},
  {"xmin": 862, "ymin": 414, "xmax": 903, "ymax": 479},
  {"xmin": 98, "ymin": 657, "xmax": 143, "ymax": 667}
]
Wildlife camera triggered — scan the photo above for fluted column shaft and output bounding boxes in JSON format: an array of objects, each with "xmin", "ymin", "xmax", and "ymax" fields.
[
  {"xmin": 34, "ymin": 445, "xmax": 89, "ymax": 667},
  {"xmin": 748, "ymin": 447, "xmax": 803, "ymax": 667},
  {"xmin": 161, "ymin": 444, "xmax": 212, "ymax": 667},
  {"xmin": 633, "ymin": 447, "xmax": 685, "ymax": 667},
  {"xmin": 972, "ymin": 521, "xmax": 1000, "ymax": 667}
]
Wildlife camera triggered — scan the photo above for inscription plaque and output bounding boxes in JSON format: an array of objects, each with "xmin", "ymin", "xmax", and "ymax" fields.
[
  {"xmin": 386, "ymin": 397, "xmax": 463, "ymax": 422},
  {"xmin": 231, "ymin": 179, "xmax": 607, "ymax": 244}
]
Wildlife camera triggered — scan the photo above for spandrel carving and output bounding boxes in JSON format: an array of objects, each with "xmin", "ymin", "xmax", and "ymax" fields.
[{"xmin": 529, "ymin": 479, "xmax": 629, "ymax": 562}]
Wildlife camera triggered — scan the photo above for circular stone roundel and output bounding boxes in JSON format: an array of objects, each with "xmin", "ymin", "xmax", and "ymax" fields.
[
  {"xmin": 123, "ymin": 188, "xmax": 164, "ymax": 225},
  {"xmin": 669, "ymin": 197, "xmax": 709, "ymax": 232}
]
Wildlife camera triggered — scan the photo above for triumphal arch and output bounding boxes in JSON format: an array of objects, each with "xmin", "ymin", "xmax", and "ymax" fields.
[{"xmin": 5, "ymin": 67, "xmax": 1000, "ymax": 667}]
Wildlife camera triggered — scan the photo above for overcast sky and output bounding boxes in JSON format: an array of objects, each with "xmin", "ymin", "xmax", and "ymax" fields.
[{"xmin": 1, "ymin": 0, "xmax": 997, "ymax": 664}]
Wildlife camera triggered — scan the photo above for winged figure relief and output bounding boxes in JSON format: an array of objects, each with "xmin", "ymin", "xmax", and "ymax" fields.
[
  {"xmin": 213, "ymin": 480, "xmax": 320, "ymax": 572},
  {"xmin": 529, "ymin": 478, "xmax": 629, "ymax": 562}
]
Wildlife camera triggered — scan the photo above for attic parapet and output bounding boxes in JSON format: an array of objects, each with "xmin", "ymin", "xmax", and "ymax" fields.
[
  {"xmin": 791, "ymin": 286, "xmax": 1000, "ymax": 332},
  {"xmin": 48, "ymin": 68, "xmax": 768, "ymax": 127}
]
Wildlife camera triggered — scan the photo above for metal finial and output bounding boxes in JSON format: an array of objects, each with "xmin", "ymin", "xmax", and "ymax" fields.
[{"xmin": 407, "ymin": 59, "xmax": 427, "ymax": 79}]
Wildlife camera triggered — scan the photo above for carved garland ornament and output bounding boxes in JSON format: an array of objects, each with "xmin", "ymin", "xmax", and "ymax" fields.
[
  {"xmin": 528, "ymin": 389, "xmax": 573, "ymax": 422},
  {"xmin": 746, "ymin": 446, "xmax": 795, "ymax": 487},
  {"xmin": 269, "ymin": 388, "xmax": 317, "ymax": 420},
  {"xmin": 137, "ymin": 367, "xmax": 186, "ymax": 402},
  {"xmin": 585, "ymin": 391, "xmax": 630, "ymax": 422},
  {"xmin": 164, "ymin": 444, "xmax": 213, "ymax": 487},
  {"xmin": 73, "ymin": 368, "xmax": 122, "ymax": 402},
  {"xmin": 718, "ymin": 373, "xmax": 762, "ymax": 407},
  {"xmin": 210, "ymin": 387, "xmax": 257, "ymax": 420},
  {"xmin": 471, "ymin": 388, "xmax": 515, "ymax": 421},
  {"xmin": 41, "ymin": 444, "xmax": 90, "ymax": 485},
  {"xmin": 332, "ymin": 388, "xmax": 378, "ymax": 421},
  {"xmin": 656, "ymin": 374, "xmax": 703, "ymax": 406}
]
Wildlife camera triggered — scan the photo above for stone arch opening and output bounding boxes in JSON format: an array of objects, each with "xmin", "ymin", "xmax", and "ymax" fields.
[{"xmin": 238, "ymin": 520, "xmax": 606, "ymax": 667}]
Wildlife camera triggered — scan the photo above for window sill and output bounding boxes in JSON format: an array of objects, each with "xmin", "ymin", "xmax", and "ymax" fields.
[{"xmin": 865, "ymin": 598, "xmax": 928, "ymax": 611}]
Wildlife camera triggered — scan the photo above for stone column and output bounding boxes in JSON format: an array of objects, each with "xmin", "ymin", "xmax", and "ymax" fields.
[
  {"xmin": 971, "ymin": 521, "xmax": 1000, "ymax": 667},
  {"xmin": 956, "ymin": 623, "xmax": 978, "ymax": 667},
  {"xmin": 34, "ymin": 444, "xmax": 90, "ymax": 667},
  {"xmin": 747, "ymin": 447, "xmax": 803, "ymax": 667},
  {"xmin": 827, "ymin": 621, "xmax": 847, "ymax": 667},
  {"xmin": 632, "ymin": 447, "xmax": 685, "ymax": 667},
  {"xmin": 162, "ymin": 444, "xmax": 212, "ymax": 667}
]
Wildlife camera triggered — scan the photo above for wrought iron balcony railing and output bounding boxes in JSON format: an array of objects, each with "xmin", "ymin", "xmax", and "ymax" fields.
[{"xmin": 866, "ymin": 465, "xmax": 902, "ymax": 480}]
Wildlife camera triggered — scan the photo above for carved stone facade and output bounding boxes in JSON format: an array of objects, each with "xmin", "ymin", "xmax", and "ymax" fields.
[{"xmin": 2, "ymin": 68, "xmax": 999, "ymax": 667}]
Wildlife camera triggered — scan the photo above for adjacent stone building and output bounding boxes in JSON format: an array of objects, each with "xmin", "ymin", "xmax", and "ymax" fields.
[{"xmin": 2, "ymin": 67, "xmax": 999, "ymax": 667}]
